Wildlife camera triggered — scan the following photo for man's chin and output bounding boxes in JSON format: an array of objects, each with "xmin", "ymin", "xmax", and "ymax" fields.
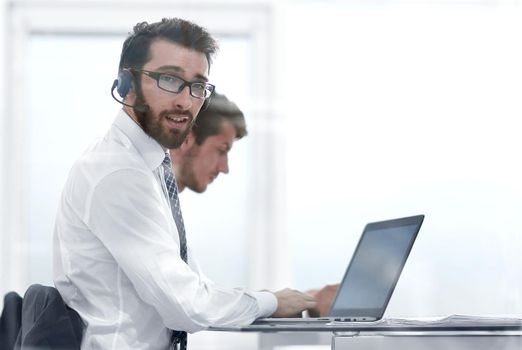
[
  {"xmin": 189, "ymin": 183, "xmax": 207, "ymax": 194},
  {"xmin": 161, "ymin": 131, "xmax": 189, "ymax": 149}
]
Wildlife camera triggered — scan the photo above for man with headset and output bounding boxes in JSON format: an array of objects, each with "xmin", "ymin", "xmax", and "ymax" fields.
[{"xmin": 53, "ymin": 18, "xmax": 316, "ymax": 349}]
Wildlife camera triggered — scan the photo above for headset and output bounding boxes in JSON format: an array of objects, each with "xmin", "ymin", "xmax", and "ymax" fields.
[
  {"xmin": 110, "ymin": 32, "xmax": 212, "ymax": 112},
  {"xmin": 113, "ymin": 69, "xmax": 134, "ymax": 102},
  {"xmin": 110, "ymin": 33, "xmax": 150, "ymax": 112}
]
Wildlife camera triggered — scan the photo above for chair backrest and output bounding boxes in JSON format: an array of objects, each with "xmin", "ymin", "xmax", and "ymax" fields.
[
  {"xmin": 0, "ymin": 284, "xmax": 84, "ymax": 350},
  {"xmin": 0, "ymin": 291, "xmax": 23, "ymax": 350}
]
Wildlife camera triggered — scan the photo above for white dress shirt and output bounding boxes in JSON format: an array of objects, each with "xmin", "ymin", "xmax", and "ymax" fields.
[{"xmin": 53, "ymin": 110, "xmax": 277, "ymax": 349}]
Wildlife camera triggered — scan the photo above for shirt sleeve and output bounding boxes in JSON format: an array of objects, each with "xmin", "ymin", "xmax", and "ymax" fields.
[
  {"xmin": 250, "ymin": 291, "xmax": 278, "ymax": 318},
  {"xmin": 87, "ymin": 168, "xmax": 270, "ymax": 332},
  {"xmin": 187, "ymin": 247, "xmax": 277, "ymax": 319}
]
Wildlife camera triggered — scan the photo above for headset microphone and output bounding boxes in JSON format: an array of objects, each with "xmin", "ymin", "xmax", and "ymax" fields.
[{"xmin": 110, "ymin": 79, "xmax": 150, "ymax": 113}]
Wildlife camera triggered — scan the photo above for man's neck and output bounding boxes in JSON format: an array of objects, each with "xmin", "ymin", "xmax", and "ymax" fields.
[
  {"xmin": 171, "ymin": 164, "xmax": 185, "ymax": 193},
  {"xmin": 169, "ymin": 149, "xmax": 186, "ymax": 193},
  {"xmin": 176, "ymin": 179, "xmax": 185, "ymax": 193}
]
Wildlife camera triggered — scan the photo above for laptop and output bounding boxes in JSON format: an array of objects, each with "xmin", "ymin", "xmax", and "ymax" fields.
[{"xmin": 253, "ymin": 214, "xmax": 424, "ymax": 326}]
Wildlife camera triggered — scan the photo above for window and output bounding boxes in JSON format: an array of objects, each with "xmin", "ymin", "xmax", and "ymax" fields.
[{"xmin": 3, "ymin": 2, "xmax": 273, "ymax": 297}]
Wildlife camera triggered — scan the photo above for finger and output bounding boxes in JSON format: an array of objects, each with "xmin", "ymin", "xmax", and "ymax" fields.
[
  {"xmin": 302, "ymin": 293, "xmax": 317, "ymax": 302},
  {"xmin": 303, "ymin": 300, "xmax": 318, "ymax": 309},
  {"xmin": 293, "ymin": 290, "xmax": 317, "ymax": 300},
  {"xmin": 296, "ymin": 301, "xmax": 317, "ymax": 310}
]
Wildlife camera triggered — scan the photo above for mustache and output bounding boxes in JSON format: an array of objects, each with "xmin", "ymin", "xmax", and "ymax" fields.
[{"xmin": 159, "ymin": 109, "xmax": 194, "ymax": 120}]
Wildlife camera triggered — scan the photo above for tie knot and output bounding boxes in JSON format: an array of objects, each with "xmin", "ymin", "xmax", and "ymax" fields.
[{"xmin": 163, "ymin": 153, "xmax": 172, "ymax": 168}]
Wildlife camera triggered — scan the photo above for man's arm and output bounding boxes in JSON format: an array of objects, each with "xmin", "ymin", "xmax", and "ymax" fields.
[
  {"xmin": 88, "ymin": 169, "xmax": 263, "ymax": 331},
  {"xmin": 88, "ymin": 169, "xmax": 315, "ymax": 328}
]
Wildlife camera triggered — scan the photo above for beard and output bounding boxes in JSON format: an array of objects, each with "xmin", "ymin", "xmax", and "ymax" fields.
[{"xmin": 134, "ymin": 91, "xmax": 195, "ymax": 149}]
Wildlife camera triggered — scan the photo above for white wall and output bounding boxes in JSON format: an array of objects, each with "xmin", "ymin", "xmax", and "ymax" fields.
[{"xmin": 280, "ymin": 1, "xmax": 522, "ymax": 317}]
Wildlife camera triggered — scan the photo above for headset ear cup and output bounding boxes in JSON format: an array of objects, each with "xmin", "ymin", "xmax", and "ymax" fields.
[{"xmin": 116, "ymin": 70, "xmax": 133, "ymax": 98}]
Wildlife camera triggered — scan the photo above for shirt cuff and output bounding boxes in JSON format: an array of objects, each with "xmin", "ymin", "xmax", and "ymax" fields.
[{"xmin": 251, "ymin": 291, "xmax": 278, "ymax": 318}]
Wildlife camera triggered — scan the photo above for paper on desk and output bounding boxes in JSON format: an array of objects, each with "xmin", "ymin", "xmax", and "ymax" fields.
[
  {"xmin": 329, "ymin": 315, "xmax": 522, "ymax": 327},
  {"xmin": 390, "ymin": 315, "xmax": 521, "ymax": 326}
]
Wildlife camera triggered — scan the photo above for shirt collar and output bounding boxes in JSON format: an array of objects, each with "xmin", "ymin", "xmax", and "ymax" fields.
[{"xmin": 113, "ymin": 109, "xmax": 166, "ymax": 171}]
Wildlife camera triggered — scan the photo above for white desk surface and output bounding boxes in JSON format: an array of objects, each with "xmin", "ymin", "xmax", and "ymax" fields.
[
  {"xmin": 211, "ymin": 315, "xmax": 522, "ymax": 333},
  {"xmin": 211, "ymin": 316, "xmax": 522, "ymax": 350}
]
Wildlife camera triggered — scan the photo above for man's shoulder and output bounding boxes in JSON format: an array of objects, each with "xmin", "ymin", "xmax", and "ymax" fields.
[
  {"xmin": 58, "ymin": 130, "xmax": 158, "ymax": 224},
  {"xmin": 70, "ymin": 130, "xmax": 151, "ymax": 187}
]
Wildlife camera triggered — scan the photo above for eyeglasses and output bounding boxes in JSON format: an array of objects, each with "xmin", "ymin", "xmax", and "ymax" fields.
[{"xmin": 131, "ymin": 68, "xmax": 215, "ymax": 99}]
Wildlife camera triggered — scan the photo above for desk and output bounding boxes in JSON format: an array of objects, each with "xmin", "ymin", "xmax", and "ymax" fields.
[
  {"xmin": 212, "ymin": 317, "xmax": 522, "ymax": 350},
  {"xmin": 331, "ymin": 319, "xmax": 522, "ymax": 349},
  {"xmin": 333, "ymin": 332, "xmax": 522, "ymax": 350}
]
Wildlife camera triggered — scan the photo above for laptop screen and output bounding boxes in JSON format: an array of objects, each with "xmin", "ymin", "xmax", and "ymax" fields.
[{"xmin": 328, "ymin": 215, "xmax": 423, "ymax": 318}]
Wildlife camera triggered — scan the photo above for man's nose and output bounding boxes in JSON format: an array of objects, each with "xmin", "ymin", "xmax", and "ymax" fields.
[
  {"xmin": 173, "ymin": 86, "xmax": 192, "ymax": 110},
  {"xmin": 218, "ymin": 156, "xmax": 229, "ymax": 174}
]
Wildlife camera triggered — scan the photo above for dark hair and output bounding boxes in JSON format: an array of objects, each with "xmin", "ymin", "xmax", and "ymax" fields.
[
  {"xmin": 119, "ymin": 18, "xmax": 218, "ymax": 72},
  {"xmin": 192, "ymin": 92, "xmax": 248, "ymax": 145}
]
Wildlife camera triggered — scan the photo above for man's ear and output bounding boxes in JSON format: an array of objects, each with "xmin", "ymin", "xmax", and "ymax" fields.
[{"xmin": 124, "ymin": 84, "xmax": 136, "ymax": 104}]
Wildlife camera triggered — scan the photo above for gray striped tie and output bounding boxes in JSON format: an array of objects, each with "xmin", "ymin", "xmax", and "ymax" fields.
[
  {"xmin": 162, "ymin": 153, "xmax": 188, "ymax": 350},
  {"xmin": 162, "ymin": 153, "xmax": 188, "ymax": 262}
]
